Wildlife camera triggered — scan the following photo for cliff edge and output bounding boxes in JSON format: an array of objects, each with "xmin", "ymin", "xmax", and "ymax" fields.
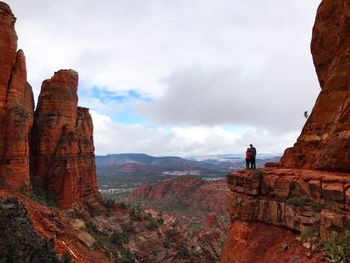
[
  {"xmin": 221, "ymin": 0, "xmax": 350, "ymax": 262},
  {"xmin": 281, "ymin": 0, "xmax": 350, "ymax": 172}
]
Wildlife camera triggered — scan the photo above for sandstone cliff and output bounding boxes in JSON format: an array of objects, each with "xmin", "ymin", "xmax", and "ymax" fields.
[
  {"xmin": 0, "ymin": 2, "xmax": 34, "ymax": 191},
  {"xmin": 221, "ymin": 0, "xmax": 350, "ymax": 262},
  {"xmin": 281, "ymin": 0, "xmax": 350, "ymax": 172},
  {"xmin": 0, "ymin": 1, "xmax": 99, "ymax": 210},
  {"xmin": 31, "ymin": 70, "xmax": 99, "ymax": 209}
]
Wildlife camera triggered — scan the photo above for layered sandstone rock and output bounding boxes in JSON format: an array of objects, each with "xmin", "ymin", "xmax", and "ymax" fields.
[
  {"xmin": 0, "ymin": 3, "xmax": 34, "ymax": 191},
  {"xmin": 226, "ymin": 168, "xmax": 350, "ymax": 241},
  {"xmin": 221, "ymin": 1, "xmax": 350, "ymax": 261},
  {"xmin": 220, "ymin": 168, "xmax": 350, "ymax": 262},
  {"xmin": 31, "ymin": 70, "xmax": 98, "ymax": 209},
  {"xmin": 281, "ymin": 0, "xmax": 350, "ymax": 172}
]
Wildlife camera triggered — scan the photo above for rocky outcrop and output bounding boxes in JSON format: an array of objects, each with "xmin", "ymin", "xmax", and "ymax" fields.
[
  {"xmin": 31, "ymin": 70, "xmax": 98, "ymax": 209},
  {"xmin": 0, "ymin": 1, "xmax": 99, "ymax": 210},
  {"xmin": 281, "ymin": 0, "xmax": 350, "ymax": 172},
  {"xmin": 220, "ymin": 167, "xmax": 350, "ymax": 262},
  {"xmin": 220, "ymin": 220, "xmax": 323, "ymax": 263},
  {"xmin": 0, "ymin": 2, "xmax": 34, "ymax": 191},
  {"xmin": 221, "ymin": 1, "xmax": 350, "ymax": 261},
  {"xmin": 226, "ymin": 168, "xmax": 350, "ymax": 241},
  {"xmin": 0, "ymin": 196, "xmax": 66, "ymax": 262}
]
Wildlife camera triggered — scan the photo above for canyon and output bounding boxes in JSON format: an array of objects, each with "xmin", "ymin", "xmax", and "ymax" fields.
[
  {"xmin": 129, "ymin": 176, "xmax": 228, "ymax": 226},
  {"xmin": 1, "ymin": 0, "xmax": 350, "ymax": 262},
  {"xmin": 0, "ymin": 2, "xmax": 228, "ymax": 262}
]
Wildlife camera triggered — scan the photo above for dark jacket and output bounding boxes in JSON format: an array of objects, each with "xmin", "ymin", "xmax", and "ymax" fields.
[{"xmin": 250, "ymin": 147, "xmax": 257, "ymax": 157}]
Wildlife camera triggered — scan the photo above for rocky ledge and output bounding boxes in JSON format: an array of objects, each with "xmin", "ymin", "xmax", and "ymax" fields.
[{"xmin": 226, "ymin": 167, "xmax": 350, "ymax": 241}]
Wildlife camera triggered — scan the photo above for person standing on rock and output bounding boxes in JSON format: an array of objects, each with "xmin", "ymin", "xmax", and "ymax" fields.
[
  {"xmin": 245, "ymin": 148, "xmax": 251, "ymax": 169},
  {"xmin": 249, "ymin": 144, "xmax": 257, "ymax": 169}
]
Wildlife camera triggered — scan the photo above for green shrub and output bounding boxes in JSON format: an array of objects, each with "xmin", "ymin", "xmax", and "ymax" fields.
[
  {"xmin": 156, "ymin": 217, "xmax": 164, "ymax": 225},
  {"xmin": 286, "ymin": 196, "xmax": 309, "ymax": 207},
  {"xmin": 167, "ymin": 229, "xmax": 176, "ymax": 237},
  {"xmin": 112, "ymin": 231, "xmax": 129, "ymax": 245},
  {"xmin": 179, "ymin": 204, "xmax": 188, "ymax": 213},
  {"xmin": 324, "ymin": 231, "xmax": 350, "ymax": 263},
  {"xmin": 178, "ymin": 245, "xmax": 190, "ymax": 258},
  {"xmin": 311, "ymin": 203, "xmax": 324, "ymax": 212},
  {"xmin": 145, "ymin": 221, "xmax": 158, "ymax": 231},
  {"xmin": 119, "ymin": 249, "xmax": 135, "ymax": 263},
  {"xmin": 65, "ymin": 211, "xmax": 77, "ymax": 219},
  {"xmin": 130, "ymin": 208, "xmax": 142, "ymax": 221},
  {"xmin": 253, "ymin": 170, "xmax": 264, "ymax": 180},
  {"xmin": 146, "ymin": 213, "xmax": 153, "ymax": 220},
  {"xmin": 31, "ymin": 185, "xmax": 57, "ymax": 208},
  {"xmin": 103, "ymin": 198, "xmax": 116, "ymax": 208},
  {"xmin": 86, "ymin": 221, "xmax": 98, "ymax": 233},
  {"xmin": 301, "ymin": 229, "xmax": 320, "ymax": 241},
  {"xmin": 123, "ymin": 225, "xmax": 135, "ymax": 234},
  {"xmin": 120, "ymin": 202, "xmax": 129, "ymax": 209},
  {"xmin": 163, "ymin": 240, "xmax": 171, "ymax": 248}
]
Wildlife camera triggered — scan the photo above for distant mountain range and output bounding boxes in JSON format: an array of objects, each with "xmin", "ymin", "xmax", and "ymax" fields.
[{"xmin": 96, "ymin": 153, "xmax": 281, "ymax": 191}]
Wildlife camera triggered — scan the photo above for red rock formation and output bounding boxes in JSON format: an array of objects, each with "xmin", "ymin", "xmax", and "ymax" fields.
[
  {"xmin": 31, "ymin": 70, "xmax": 98, "ymax": 209},
  {"xmin": 281, "ymin": 0, "xmax": 350, "ymax": 172},
  {"xmin": 220, "ymin": 220, "xmax": 323, "ymax": 263},
  {"xmin": 0, "ymin": 2, "xmax": 34, "ymax": 191},
  {"xmin": 221, "ymin": 1, "xmax": 350, "ymax": 261},
  {"xmin": 130, "ymin": 176, "xmax": 228, "ymax": 218}
]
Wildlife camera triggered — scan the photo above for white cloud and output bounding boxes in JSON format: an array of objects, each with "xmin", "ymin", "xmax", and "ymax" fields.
[
  {"xmin": 3, "ymin": 0, "xmax": 322, "ymax": 155},
  {"xmin": 91, "ymin": 111, "xmax": 299, "ymax": 156}
]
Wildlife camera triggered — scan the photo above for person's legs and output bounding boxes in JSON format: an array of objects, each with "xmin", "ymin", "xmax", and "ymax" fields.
[
  {"xmin": 246, "ymin": 159, "xmax": 250, "ymax": 169},
  {"xmin": 250, "ymin": 156, "xmax": 256, "ymax": 169}
]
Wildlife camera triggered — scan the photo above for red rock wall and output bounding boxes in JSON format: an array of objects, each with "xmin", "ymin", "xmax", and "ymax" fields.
[
  {"xmin": 0, "ymin": 3, "xmax": 34, "ymax": 191},
  {"xmin": 0, "ymin": 2, "xmax": 99, "ymax": 209},
  {"xmin": 31, "ymin": 70, "xmax": 98, "ymax": 209},
  {"xmin": 220, "ymin": 220, "xmax": 322, "ymax": 263},
  {"xmin": 281, "ymin": 0, "xmax": 350, "ymax": 172}
]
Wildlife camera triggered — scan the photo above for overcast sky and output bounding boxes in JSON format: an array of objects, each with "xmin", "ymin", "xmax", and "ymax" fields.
[{"xmin": 6, "ymin": 0, "xmax": 322, "ymax": 156}]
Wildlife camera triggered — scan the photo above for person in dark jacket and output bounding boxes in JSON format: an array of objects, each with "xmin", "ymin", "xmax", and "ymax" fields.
[
  {"xmin": 245, "ymin": 148, "xmax": 251, "ymax": 169},
  {"xmin": 249, "ymin": 144, "xmax": 257, "ymax": 169}
]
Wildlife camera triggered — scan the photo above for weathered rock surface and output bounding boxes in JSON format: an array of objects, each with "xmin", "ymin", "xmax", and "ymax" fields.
[
  {"xmin": 226, "ymin": 168, "xmax": 350, "ymax": 240},
  {"xmin": 220, "ymin": 220, "xmax": 323, "ymax": 263},
  {"xmin": 281, "ymin": 0, "xmax": 350, "ymax": 172},
  {"xmin": 0, "ymin": 2, "xmax": 34, "ymax": 191},
  {"xmin": 221, "ymin": 1, "xmax": 350, "ymax": 261},
  {"xmin": 0, "ymin": 195, "xmax": 65, "ymax": 262},
  {"xmin": 31, "ymin": 70, "xmax": 99, "ymax": 209},
  {"xmin": 220, "ymin": 168, "xmax": 350, "ymax": 262}
]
